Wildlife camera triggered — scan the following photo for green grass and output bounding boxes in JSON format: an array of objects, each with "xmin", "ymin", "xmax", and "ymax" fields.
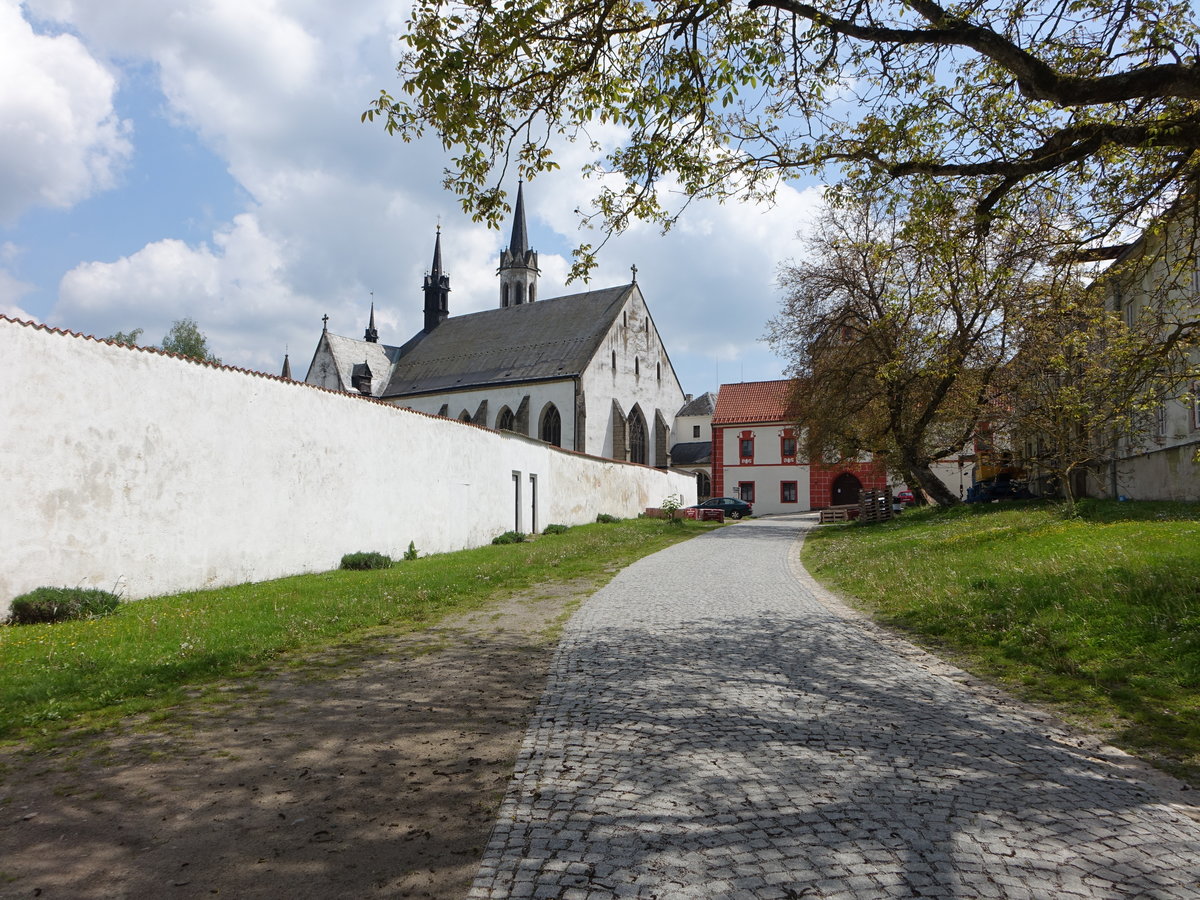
[
  {"xmin": 0, "ymin": 518, "xmax": 713, "ymax": 744},
  {"xmin": 802, "ymin": 499, "xmax": 1200, "ymax": 783}
]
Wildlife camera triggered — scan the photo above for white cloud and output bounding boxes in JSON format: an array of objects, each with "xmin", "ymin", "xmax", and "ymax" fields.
[
  {"xmin": 23, "ymin": 0, "xmax": 825, "ymax": 394},
  {"xmin": 0, "ymin": 267, "xmax": 37, "ymax": 321},
  {"xmin": 0, "ymin": 0, "xmax": 131, "ymax": 223}
]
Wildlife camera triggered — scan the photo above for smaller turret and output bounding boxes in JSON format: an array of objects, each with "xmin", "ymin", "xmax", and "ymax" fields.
[
  {"xmin": 423, "ymin": 228, "xmax": 450, "ymax": 333},
  {"xmin": 364, "ymin": 302, "xmax": 379, "ymax": 343}
]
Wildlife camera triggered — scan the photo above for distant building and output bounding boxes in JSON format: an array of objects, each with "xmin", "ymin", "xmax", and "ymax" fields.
[
  {"xmin": 711, "ymin": 379, "xmax": 887, "ymax": 513},
  {"xmin": 671, "ymin": 391, "xmax": 716, "ymax": 500},
  {"xmin": 304, "ymin": 184, "xmax": 686, "ymax": 463}
]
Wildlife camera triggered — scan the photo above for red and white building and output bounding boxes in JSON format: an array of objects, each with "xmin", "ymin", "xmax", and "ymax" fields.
[{"xmin": 711, "ymin": 380, "xmax": 888, "ymax": 514}]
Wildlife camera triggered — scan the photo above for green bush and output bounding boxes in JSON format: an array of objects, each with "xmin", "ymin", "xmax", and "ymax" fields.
[
  {"xmin": 595, "ymin": 514, "xmax": 621, "ymax": 524},
  {"xmin": 339, "ymin": 551, "xmax": 394, "ymax": 571},
  {"xmin": 492, "ymin": 531, "xmax": 527, "ymax": 544},
  {"xmin": 404, "ymin": 541, "xmax": 419, "ymax": 561},
  {"xmin": 8, "ymin": 587, "xmax": 121, "ymax": 625},
  {"xmin": 542, "ymin": 524, "xmax": 570, "ymax": 535}
]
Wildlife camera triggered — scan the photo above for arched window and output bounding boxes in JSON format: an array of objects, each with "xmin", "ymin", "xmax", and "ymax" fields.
[
  {"xmin": 634, "ymin": 357, "xmax": 640, "ymax": 377},
  {"xmin": 628, "ymin": 407, "xmax": 648, "ymax": 464},
  {"xmin": 611, "ymin": 350, "xmax": 616, "ymax": 371},
  {"xmin": 459, "ymin": 410, "xmax": 472, "ymax": 423},
  {"xmin": 502, "ymin": 284, "xmax": 509, "ymax": 307},
  {"xmin": 529, "ymin": 283, "xmax": 536, "ymax": 303},
  {"xmin": 656, "ymin": 361, "xmax": 661, "ymax": 382},
  {"xmin": 697, "ymin": 471, "xmax": 711, "ymax": 499},
  {"xmin": 540, "ymin": 403, "xmax": 562, "ymax": 447},
  {"xmin": 497, "ymin": 407, "xmax": 515, "ymax": 431}
]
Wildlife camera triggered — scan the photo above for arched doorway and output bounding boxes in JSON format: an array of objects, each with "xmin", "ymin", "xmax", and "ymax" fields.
[{"xmin": 830, "ymin": 472, "xmax": 863, "ymax": 506}]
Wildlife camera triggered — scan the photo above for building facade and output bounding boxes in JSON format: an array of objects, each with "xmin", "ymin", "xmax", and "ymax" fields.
[
  {"xmin": 711, "ymin": 380, "xmax": 888, "ymax": 514},
  {"xmin": 304, "ymin": 184, "xmax": 687, "ymax": 465}
]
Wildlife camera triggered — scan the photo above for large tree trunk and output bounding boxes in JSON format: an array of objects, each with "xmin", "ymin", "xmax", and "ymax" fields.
[{"xmin": 909, "ymin": 461, "xmax": 961, "ymax": 506}]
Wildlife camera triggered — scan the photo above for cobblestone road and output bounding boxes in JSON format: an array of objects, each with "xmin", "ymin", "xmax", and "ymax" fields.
[{"xmin": 469, "ymin": 515, "xmax": 1200, "ymax": 899}]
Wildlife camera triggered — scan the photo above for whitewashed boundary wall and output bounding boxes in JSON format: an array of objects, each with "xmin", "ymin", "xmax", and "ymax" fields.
[{"xmin": 0, "ymin": 318, "xmax": 695, "ymax": 615}]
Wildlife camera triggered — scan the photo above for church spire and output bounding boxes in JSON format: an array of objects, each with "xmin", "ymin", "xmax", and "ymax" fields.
[
  {"xmin": 498, "ymin": 181, "xmax": 539, "ymax": 308},
  {"xmin": 423, "ymin": 226, "xmax": 450, "ymax": 333},
  {"xmin": 281, "ymin": 351, "xmax": 292, "ymax": 380},
  {"xmin": 509, "ymin": 180, "xmax": 529, "ymax": 255},
  {"xmin": 364, "ymin": 299, "xmax": 379, "ymax": 343}
]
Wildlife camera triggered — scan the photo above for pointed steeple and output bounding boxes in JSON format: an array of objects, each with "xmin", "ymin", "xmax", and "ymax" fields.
[
  {"xmin": 509, "ymin": 180, "xmax": 529, "ymax": 255},
  {"xmin": 364, "ymin": 300, "xmax": 379, "ymax": 343},
  {"xmin": 498, "ymin": 181, "xmax": 539, "ymax": 307},
  {"xmin": 423, "ymin": 226, "xmax": 450, "ymax": 333},
  {"xmin": 281, "ymin": 352, "xmax": 292, "ymax": 380}
]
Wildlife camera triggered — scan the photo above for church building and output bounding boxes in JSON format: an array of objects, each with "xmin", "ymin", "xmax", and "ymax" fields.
[{"xmin": 304, "ymin": 185, "xmax": 687, "ymax": 465}]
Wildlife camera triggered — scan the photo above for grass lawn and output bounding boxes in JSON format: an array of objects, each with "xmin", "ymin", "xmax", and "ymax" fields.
[
  {"xmin": 802, "ymin": 499, "xmax": 1200, "ymax": 784},
  {"xmin": 0, "ymin": 517, "xmax": 711, "ymax": 745}
]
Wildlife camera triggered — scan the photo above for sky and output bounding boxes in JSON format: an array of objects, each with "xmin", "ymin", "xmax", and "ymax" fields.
[{"xmin": 2, "ymin": 0, "xmax": 826, "ymax": 397}]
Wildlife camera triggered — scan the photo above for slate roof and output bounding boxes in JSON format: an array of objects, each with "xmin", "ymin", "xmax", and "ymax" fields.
[
  {"xmin": 677, "ymin": 391, "xmax": 716, "ymax": 417},
  {"xmin": 669, "ymin": 441, "xmax": 712, "ymax": 465},
  {"xmin": 383, "ymin": 284, "xmax": 635, "ymax": 397},
  {"xmin": 308, "ymin": 332, "xmax": 402, "ymax": 396},
  {"xmin": 711, "ymin": 379, "xmax": 797, "ymax": 425}
]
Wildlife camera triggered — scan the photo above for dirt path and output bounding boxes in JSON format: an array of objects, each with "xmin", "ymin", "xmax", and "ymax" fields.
[{"xmin": 0, "ymin": 583, "xmax": 588, "ymax": 899}]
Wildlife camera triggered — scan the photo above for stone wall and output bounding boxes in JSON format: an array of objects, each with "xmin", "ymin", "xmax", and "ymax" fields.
[{"xmin": 0, "ymin": 318, "xmax": 695, "ymax": 614}]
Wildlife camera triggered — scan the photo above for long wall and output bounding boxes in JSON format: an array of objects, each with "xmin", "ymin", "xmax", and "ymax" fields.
[{"xmin": 0, "ymin": 318, "xmax": 695, "ymax": 614}]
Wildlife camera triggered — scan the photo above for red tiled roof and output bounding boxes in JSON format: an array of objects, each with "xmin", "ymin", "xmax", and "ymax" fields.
[{"xmin": 711, "ymin": 379, "xmax": 797, "ymax": 425}]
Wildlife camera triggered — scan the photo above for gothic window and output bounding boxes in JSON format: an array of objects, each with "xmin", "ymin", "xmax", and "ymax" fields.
[
  {"xmin": 656, "ymin": 361, "xmax": 661, "ymax": 382},
  {"xmin": 502, "ymin": 284, "xmax": 510, "ymax": 307},
  {"xmin": 529, "ymin": 283, "xmax": 536, "ymax": 303},
  {"xmin": 497, "ymin": 407, "xmax": 515, "ymax": 431},
  {"xmin": 612, "ymin": 350, "xmax": 616, "ymax": 371},
  {"xmin": 459, "ymin": 410, "xmax": 472, "ymax": 423},
  {"xmin": 634, "ymin": 358, "xmax": 640, "ymax": 377},
  {"xmin": 628, "ymin": 408, "xmax": 648, "ymax": 464},
  {"xmin": 696, "ymin": 471, "xmax": 711, "ymax": 499},
  {"xmin": 540, "ymin": 403, "xmax": 562, "ymax": 447}
]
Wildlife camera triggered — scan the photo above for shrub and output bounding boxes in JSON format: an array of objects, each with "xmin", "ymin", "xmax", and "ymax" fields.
[
  {"xmin": 339, "ymin": 551, "xmax": 394, "ymax": 571},
  {"xmin": 8, "ymin": 587, "xmax": 121, "ymax": 625},
  {"xmin": 661, "ymin": 494, "xmax": 684, "ymax": 527},
  {"xmin": 492, "ymin": 531, "xmax": 527, "ymax": 544},
  {"xmin": 542, "ymin": 524, "xmax": 570, "ymax": 535},
  {"xmin": 595, "ymin": 513, "xmax": 621, "ymax": 524},
  {"xmin": 404, "ymin": 541, "xmax": 419, "ymax": 561}
]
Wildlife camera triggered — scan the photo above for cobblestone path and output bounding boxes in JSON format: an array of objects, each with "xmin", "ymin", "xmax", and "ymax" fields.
[{"xmin": 469, "ymin": 515, "xmax": 1200, "ymax": 899}]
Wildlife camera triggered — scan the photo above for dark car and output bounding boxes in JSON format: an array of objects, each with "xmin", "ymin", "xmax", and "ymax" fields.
[
  {"xmin": 965, "ymin": 480, "xmax": 1033, "ymax": 503},
  {"xmin": 689, "ymin": 497, "xmax": 753, "ymax": 519}
]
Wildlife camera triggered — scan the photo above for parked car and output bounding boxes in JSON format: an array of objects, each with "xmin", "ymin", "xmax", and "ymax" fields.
[
  {"xmin": 894, "ymin": 489, "xmax": 915, "ymax": 504},
  {"xmin": 688, "ymin": 497, "xmax": 753, "ymax": 519},
  {"xmin": 965, "ymin": 480, "xmax": 1033, "ymax": 503}
]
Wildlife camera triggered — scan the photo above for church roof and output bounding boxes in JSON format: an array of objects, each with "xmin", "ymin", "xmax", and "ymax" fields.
[
  {"xmin": 677, "ymin": 391, "xmax": 716, "ymax": 417},
  {"xmin": 669, "ymin": 441, "xmax": 711, "ymax": 465},
  {"xmin": 383, "ymin": 284, "xmax": 636, "ymax": 397},
  {"xmin": 308, "ymin": 331, "xmax": 402, "ymax": 395},
  {"xmin": 712, "ymin": 379, "xmax": 796, "ymax": 425}
]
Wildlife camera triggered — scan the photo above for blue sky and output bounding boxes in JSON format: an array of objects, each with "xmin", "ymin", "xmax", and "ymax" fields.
[{"xmin": 2, "ymin": 0, "xmax": 824, "ymax": 396}]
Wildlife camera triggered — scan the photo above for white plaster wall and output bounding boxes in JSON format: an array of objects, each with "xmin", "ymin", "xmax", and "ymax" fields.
[
  {"xmin": 674, "ymin": 413, "xmax": 712, "ymax": 443},
  {"xmin": 581, "ymin": 288, "xmax": 686, "ymax": 460},
  {"xmin": 0, "ymin": 319, "xmax": 694, "ymax": 614}
]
